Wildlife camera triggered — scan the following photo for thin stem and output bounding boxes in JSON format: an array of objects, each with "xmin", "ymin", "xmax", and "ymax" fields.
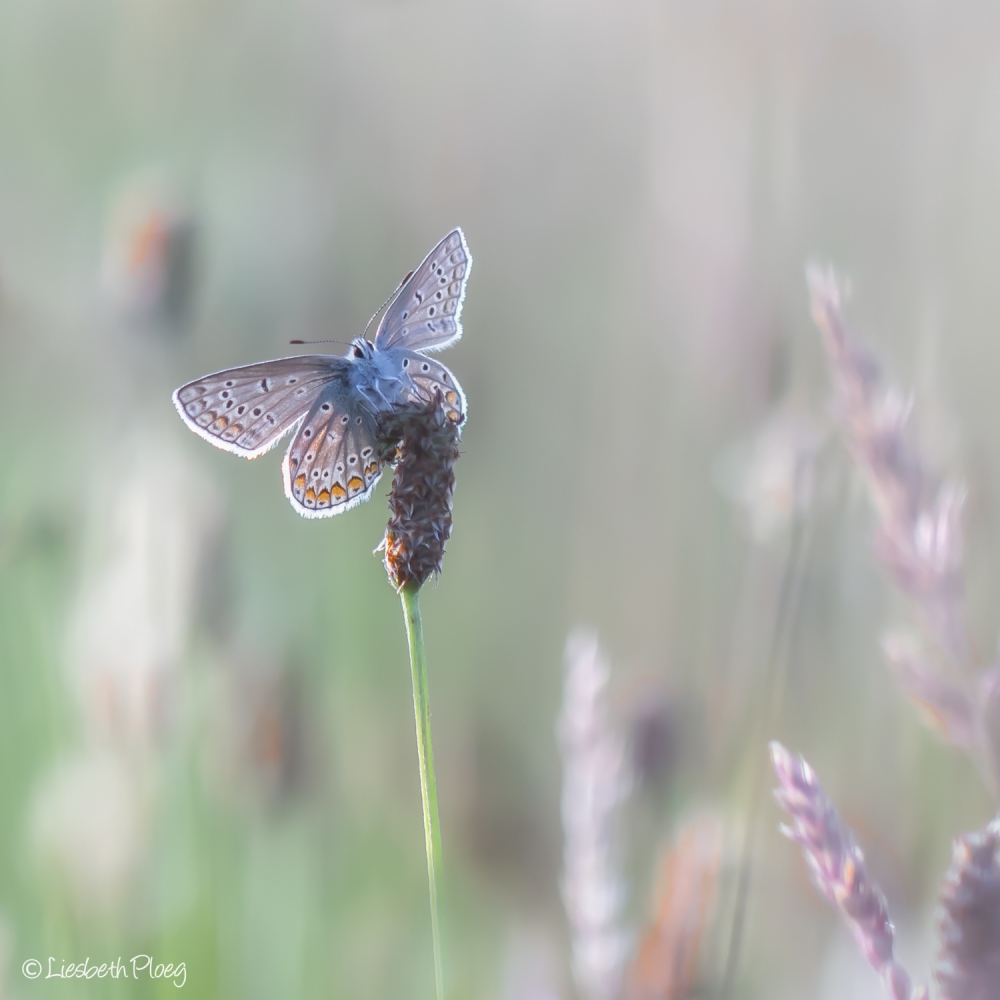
[
  {"xmin": 400, "ymin": 581, "xmax": 445, "ymax": 1000},
  {"xmin": 719, "ymin": 459, "xmax": 816, "ymax": 1000}
]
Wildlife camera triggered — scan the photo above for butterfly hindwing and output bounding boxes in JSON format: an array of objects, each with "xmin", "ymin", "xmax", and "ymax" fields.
[
  {"xmin": 172, "ymin": 356, "xmax": 342, "ymax": 458},
  {"xmin": 374, "ymin": 229, "xmax": 472, "ymax": 353},
  {"xmin": 282, "ymin": 386, "xmax": 384, "ymax": 518},
  {"xmin": 395, "ymin": 351, "xmax": 467, "ymax": 427}
]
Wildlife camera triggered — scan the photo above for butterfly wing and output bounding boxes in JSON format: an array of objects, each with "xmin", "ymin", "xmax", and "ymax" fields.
[
  {"xmin": 394, "ymin": 351, "xmax": 467, "ymax": 427},
  {"xmin": 374, "ymin": 229, "xmax": 472, "ymax": 353},
  {"xmin": 282, "ymin": 385, "xmax": 384, "ymax": 518},
  {"xmin": 172, "ymin": 356, "xmax": 342, "ymax": 458}
]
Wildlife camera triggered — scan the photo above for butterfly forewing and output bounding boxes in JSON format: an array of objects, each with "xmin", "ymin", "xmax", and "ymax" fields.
[
  {"xmin": 282, "ymin": 386, "xmax": 384, "ymax": 518},
  {"xmin": 173, "ymin": 356, "xmax": 341, "ymax": 458},
  {"xmin": 374, "ymin": 228, "xmax": 472, "ymax": 353}
]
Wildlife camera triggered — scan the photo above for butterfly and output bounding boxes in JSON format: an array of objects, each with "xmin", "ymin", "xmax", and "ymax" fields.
[{"xmin": 173, "ymin": 228, "xmax": 470, "ymax": 518}]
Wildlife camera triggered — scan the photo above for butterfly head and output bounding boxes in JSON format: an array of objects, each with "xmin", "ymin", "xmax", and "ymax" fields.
[{"xmin": 350, "ymin": 337, "xmax": 376, "ymax": 361}]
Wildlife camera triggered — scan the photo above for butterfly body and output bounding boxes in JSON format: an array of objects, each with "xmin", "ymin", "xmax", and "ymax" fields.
[{"xmin": 173, "ymin": 228, "xmax": 470, "ymax": 518}]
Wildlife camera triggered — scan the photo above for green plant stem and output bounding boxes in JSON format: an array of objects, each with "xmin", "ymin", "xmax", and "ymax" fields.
[{"xmin": 400, "ymin": 581, "xmax": 445, "ymax": 1000}]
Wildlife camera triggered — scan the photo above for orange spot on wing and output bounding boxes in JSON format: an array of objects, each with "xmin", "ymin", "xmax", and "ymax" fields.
[
  {"xmin": 347, "ymin": 476, "xmax": 364, "ymax": 492},
  {"xmin": 294, "ymin": 474, "xmax": 306, "ymax": 490},
  {"xmin": 330, "ymin": 483, "xmax": 347, "ymax": 499},
  {"xmin": 213, "ymin": 416, "xmax": 228, "ymax": 431},
  {"xmin": 445, "ymin": 391, "xmax": 457, "ymax": 405},
  {"xmin": 318, "ymin": 489, "xmax": 331, "ymax": 503},
  {"xmin": 305, "ymin": 488, "xmax": 316, "ymax": 502},
  {"xmin": 366, "ymin": 462, "xmax": 379, "ymax": 477}
]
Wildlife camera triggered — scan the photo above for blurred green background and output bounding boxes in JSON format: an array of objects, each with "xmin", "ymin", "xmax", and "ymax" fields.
[{"xmin": 1, "ymin": 1, "xmax": 999, "ymax": 997}]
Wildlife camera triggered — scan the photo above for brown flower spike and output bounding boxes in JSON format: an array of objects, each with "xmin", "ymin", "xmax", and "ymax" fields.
[{"xmin": 376, "ymin": 393, "xmax": 463, "ymax": 591}]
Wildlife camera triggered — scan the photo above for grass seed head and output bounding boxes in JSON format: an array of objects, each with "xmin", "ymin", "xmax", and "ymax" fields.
[{"xmin": 376, "ymin": 392, "xmax": 463, "ymax": 591}]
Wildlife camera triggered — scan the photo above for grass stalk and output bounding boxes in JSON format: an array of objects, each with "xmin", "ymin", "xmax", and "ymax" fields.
[
  {"xmin": 400, "ymin": 580, "xmax": 445, "ymax": 1000},
  {"xmin": 719, "ymin": 458, "xmax": 816, "ymax": 999}
]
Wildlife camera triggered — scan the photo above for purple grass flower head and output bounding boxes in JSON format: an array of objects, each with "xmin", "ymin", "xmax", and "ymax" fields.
[
  {"xmin": 558, "ymin": 628, "xmax": 632, "ymax": 1000},
  {"xmin": 981, "ymin": 669, "xmax": 1000, "ymax": 797},
  {"xmin": 806, "ymin": 265, "xmax": 968, "ymax": 664},
  {"xmin": 881, "ymin": 632, "xmax": 979, "ymax": 751},
  {"xmin": 770, "ymin": 742, "xmax": 926, "ymax": 1000},
  {"xmin": 874, "ymin": 481, "xmax": 966, "ymax": 605},
  {"xmin": 935, "ymin": 816, "xmax": 1000, "ymax": 1000}
]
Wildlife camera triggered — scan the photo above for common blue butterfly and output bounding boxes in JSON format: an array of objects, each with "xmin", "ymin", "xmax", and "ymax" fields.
[{"xmin": 173, "ymin": 229, "xmax": 470, "ymax": 518}]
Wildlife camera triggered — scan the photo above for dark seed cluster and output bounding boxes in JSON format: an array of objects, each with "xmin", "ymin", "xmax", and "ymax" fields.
[{"xmin": 376, "ymin": 392, "xmax": 463, "ymax": 591}]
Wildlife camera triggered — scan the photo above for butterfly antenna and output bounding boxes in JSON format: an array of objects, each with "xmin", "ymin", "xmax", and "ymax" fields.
[
  {"xmin": 289, "ymin": 338, "xmax": 351, "ymax": 346},
  {"xmin": 362, "ymin": 269, "xmax": 414, "ymax": 339}
]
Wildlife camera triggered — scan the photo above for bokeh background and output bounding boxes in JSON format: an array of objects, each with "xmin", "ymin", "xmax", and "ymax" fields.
[{"xmin": 1, "ymin": 0, "xmax": 1000, "ymax": 997}]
